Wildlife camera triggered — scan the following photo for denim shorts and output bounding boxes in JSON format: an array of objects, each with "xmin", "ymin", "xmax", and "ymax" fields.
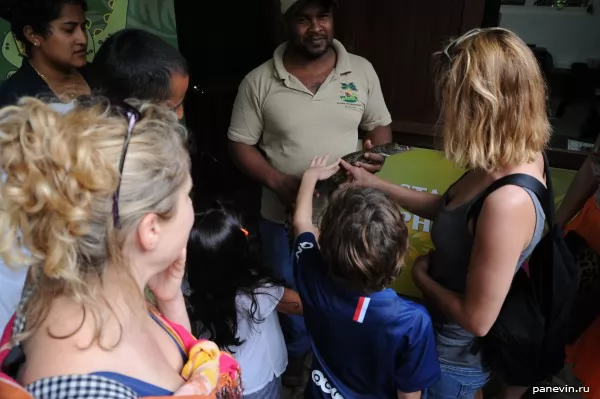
[
  {"xmin": 426, "ymin": 328, "xmax": 491, "ymax": 399},
  {"xmin": 426, "ymin": 362, "xmax": 491, "ymax": 399}
]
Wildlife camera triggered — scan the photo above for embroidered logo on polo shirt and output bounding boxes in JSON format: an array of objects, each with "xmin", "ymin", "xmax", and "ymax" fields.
[{"xmin": 340, "ymin": 82, "xmax": 359, "ymax": 103}]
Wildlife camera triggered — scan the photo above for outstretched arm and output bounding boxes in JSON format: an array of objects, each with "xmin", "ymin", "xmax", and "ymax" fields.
[
  {"xmin": 340, "ymin": 160, "xmax": 442, "ymax": 221},
  {"xmin": 276, "ymin": 288, "xmax": 303, "ymax": 315},
  {"xmin": 293, "ymin": 172, "xmax": 319, "ymax": 238},
  {"xmin": 292, "ymin": 155, "xmax": 340, "ymax": 239}
]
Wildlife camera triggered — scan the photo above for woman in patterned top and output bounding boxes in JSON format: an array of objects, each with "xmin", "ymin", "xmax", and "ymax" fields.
[{"xmin": 0, "ymin": 97, "xmax": 239, "ymax": 398}]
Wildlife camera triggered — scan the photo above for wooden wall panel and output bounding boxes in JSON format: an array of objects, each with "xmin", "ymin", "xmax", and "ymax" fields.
[{"xmin": 335, "ymin": 0, "xmax": 486, "ymax": 134}]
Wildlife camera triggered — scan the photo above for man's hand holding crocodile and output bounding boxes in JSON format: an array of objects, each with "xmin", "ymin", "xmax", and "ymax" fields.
[
  {"xmin": 359, "ymin": 139, "xmax": 386, "ymax": 173},
  {"xmin": 340, "ymin": 159, "xmax": 382, "ymax": 189}
]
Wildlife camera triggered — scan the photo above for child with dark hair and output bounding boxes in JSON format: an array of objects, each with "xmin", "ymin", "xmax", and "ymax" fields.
[
  {"xmin": 186, "ymin": 203, "xmax": 303, "ymax": 399},
  {"xmin": 292, "ymin": 155, "xmax": 441, "ymax": 399}
]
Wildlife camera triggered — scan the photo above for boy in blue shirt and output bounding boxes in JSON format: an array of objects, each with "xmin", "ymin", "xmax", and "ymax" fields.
[{"xmin": 292, "ymin": 155, "xmax": 441, "ymax": 398}]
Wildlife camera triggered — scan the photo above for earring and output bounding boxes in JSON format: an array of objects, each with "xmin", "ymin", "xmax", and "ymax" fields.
[{"xmin": 34, "ymin": 42, "xmax": 39, "ymax": 47}]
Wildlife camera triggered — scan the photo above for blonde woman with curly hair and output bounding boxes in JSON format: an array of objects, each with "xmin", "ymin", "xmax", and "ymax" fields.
[
  {"xmin": 341, "ymin": 28, "xmax": 550, "ymax": 399},
  {"xmin": 0, "ymin": 97, "xmax": 241, "ymax": 399}
]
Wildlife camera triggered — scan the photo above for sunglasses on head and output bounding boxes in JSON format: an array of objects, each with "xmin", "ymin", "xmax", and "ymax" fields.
[
  {"xmin": 441, "ymin": 27, "xmax": 506, "ymax": 63},
  {"xmin": 112, "ymin": 101, "xmax": 142, "ymax": 228}
]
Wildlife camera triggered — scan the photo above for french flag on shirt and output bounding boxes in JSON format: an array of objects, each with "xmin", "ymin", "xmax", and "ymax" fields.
[{"xmin": 352, "ymin": 297, "xmax": 371, "ymax": 323}]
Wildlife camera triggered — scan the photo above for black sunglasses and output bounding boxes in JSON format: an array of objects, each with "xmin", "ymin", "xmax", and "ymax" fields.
[{"xmin": 112, "ymin": 102, "xmax": 142, "ymax": 228}]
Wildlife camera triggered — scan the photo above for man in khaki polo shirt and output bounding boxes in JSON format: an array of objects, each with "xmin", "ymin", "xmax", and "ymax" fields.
[{"xmin": 227, "ymin": 0, "xmax": 392, "ymax": 384}]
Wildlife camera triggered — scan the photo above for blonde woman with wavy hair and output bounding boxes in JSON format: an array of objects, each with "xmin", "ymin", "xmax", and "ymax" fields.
[
  {"xmin": 341, "ymin": 28, "xmax": 550, "ymax": 399},
  {"xmin": 0, "ymin": 97, "xmax": 240, "ymax": 399}
]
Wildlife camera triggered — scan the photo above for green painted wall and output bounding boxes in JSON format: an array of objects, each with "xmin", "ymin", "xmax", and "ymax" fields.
[{"xmin": 0, "ymin": 0, "xmax": 178, "ymax": 81}]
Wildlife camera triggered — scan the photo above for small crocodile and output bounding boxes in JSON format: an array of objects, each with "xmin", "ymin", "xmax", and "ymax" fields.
[
  {"xmin": 315, "ymin": 142, "xmax": 411, "ymax": 196},
  {"xmin": 283, "ymin": 142, "xmax": 411, "ymax": 247}
]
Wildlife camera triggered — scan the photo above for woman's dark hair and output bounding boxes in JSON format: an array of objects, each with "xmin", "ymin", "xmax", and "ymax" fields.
[
  {"xmin": 90, "ymin": 28, "xmax": 188, "ymax": 102},
  {"xmin": 186, "ymin": 203, "xmax": 282, "ymax": 352},
  {"xmin": 0, "ymin": 0, "xmax": 88, "ymax": 53}
]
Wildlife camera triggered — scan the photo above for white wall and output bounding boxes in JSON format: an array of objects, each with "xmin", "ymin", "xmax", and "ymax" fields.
[{"xmin": 500, "ymin": 4, "xmax": 600, "ymax": 69}]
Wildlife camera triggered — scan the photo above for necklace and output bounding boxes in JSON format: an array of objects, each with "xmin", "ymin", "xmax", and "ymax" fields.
[{"xmin": 30, "ymin": 63, "xmax": 77, "ymax": 102}]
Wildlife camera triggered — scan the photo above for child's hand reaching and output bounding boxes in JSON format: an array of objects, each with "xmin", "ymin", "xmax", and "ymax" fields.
[
  {"xmin": 293, "ymin": 155, "xmax": 340, "ymax": 238},
  {"xmin": 304, "ymin": 155, "xmax": 341, "ymax": 181}
]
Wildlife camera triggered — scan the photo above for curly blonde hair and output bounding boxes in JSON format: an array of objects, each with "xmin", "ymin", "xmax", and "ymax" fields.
[
  {"xmin": 436, "ymin": 28, "xmax": 550, "ymax": 172},
  {"xmin": 0, "ymin": 97, "xmax": 190, "ymax": 346}
]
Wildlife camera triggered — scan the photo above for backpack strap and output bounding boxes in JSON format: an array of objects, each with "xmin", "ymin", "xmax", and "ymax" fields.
[
  {"xmin": 540, "ymin": 152, "xmax": 557, "ymax": 229},
  {"xmin": 469, "ymin": 153, "xmax": 552, "ymax": 233}
]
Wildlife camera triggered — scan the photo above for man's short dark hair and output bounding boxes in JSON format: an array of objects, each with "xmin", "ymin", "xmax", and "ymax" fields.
[
  {"xmin": 90, "ymin": 28, "xmax": 188, "ymax": 102},
  {"xmin": 319, "ymin": 186, "xmax": 409, "ymax": 293}
]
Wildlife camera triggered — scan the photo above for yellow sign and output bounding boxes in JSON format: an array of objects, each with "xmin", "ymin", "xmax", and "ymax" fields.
[{"xmin": 377, "ymin": 148, "xmax": 576, "ymax": 298}]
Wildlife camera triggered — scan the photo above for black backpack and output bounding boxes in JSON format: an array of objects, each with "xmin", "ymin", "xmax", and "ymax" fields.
[{"xmin": 468, "ymin": 153, "xmax": 578, "ymax": 386}]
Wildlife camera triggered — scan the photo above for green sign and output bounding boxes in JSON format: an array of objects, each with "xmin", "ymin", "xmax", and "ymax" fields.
[
  {"xmin": 377, "ymin": 148, "xmax": 576, "ymax": 298},
  {"xmin": 0, "ymin": 0, "xmax": 178, "ymax": 81}
]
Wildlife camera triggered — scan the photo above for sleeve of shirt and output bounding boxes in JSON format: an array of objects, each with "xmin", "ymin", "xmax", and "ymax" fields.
[
  {"xmin": 236, "ymin": 284, "xmax": 285, "ymax": 321},
  {"xmin": 292, "ymin": 232, "xmax": 322, "ymax": 295},
  {"xmin": 394, "ymin": 310, "xmax": 441, "ymax": 392},
  {"xmin": 255, "ymin": 284, "xmax": 285, "ymax": 319},
  {"xmin": 359, "ymin": 61, "xmax": 392, "ymax": 132},
  {"xmin": 227, "ymin": 76, "xmax": 264, "ymax": 146}
]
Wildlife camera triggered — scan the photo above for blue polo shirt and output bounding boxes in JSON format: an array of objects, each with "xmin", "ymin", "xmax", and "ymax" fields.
[{"xmin": 293, "ymin": 232, "xmax": 440, "ymax": 398}]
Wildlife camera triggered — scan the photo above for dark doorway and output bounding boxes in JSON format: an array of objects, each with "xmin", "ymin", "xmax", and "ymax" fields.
[
  {"xmin": 333, "ymin": 0, "xmax": 486, "ymax": 141},
  {"xmin": 482, "ymin": 0, "xmax": 502, "ymax": 27},
  {"xmin": 174, "ymin": 0, "xmax": 278, "ymax": 227}
]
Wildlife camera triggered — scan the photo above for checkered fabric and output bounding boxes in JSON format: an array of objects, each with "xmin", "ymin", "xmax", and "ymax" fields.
[
  {"xmin": 9, "ymin": 288, "xmax": 137, "ymax": 399},
  {"xmin": 11, "ymin": 285, "xmax": 32, "ymax": 339},
  {"xmin": 26, "ymin": 375, "xmax": 137, "ymax": 399}
]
